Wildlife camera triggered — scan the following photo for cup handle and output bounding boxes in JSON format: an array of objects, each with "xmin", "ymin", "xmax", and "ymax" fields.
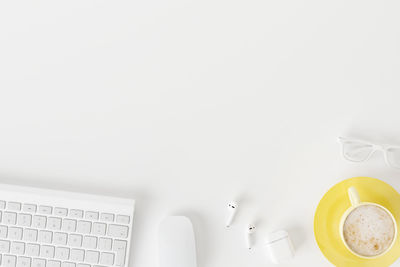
[{"xmin": 348, "ymin": 186, "xmax": 360, "ymax": 206}]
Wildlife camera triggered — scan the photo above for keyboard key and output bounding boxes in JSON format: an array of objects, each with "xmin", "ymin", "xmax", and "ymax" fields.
[
  {"xmin": 25, "ymin": 243, "xmax": 40, "ymax": 256},
  {"xmin": 10, "ymin": 241, "xmax": 25, "ymax": 254},
  {"xmin": 108, "ymin": 224, "xmax": 129, "ymax": 238},
  {"xmin": 92, "ymin": 222, "xmax": 106, "ymax": 235},
  {"xmin": 0, "ymin": 225, "xmax": 8, "ymax": 238},
  {"xmin": 48, "ymin": 217, "xmax": 62, "ymax": 230},
  {"xmin": 54, "ymin": 208, "xmax": 68, "ymax": 217},
  {"xmin": 76, "ymin": 265, "xmax": 90, "ymax": 267},
  {"xmin": 38, "ymin": 230, "xmax": 53, "ymax": 243},
  {"xmin": 3, "ymin": 254, "xmax": 17, "ymax": 267},
  {"xmin": 32, "ymin": 258, "xmax": 46, "ymax": 267},
  {"xmin": 38, "ymin": 206, "xmax": 52, "ymax": 215},
  {"xmin": 17, "ymin": 214, "xmax": 32, "ymax": 227},
  {"xmin": 8, "ymin": 202, "xmax": 21, "ymax": 211},
  {"xmin": 85, "ymin": 211, "xmax": 99, "ymax": 220},
  {"xmin": 47, "ymin": 260, "xmax": 61, "ymax": 267},
  {"xmin": 8, "ymin": 227, "xmax": 23, "ymax": 240},
  {"xmin": 54, "ymin": 232, "xmax": 68, "ymax": 245},
  {"xmin": 116, "ymin": 215, "xmax": 130, "ymax": 224},
  {"xmin": 55, "ymin": 247, "xmax": 70, "ymax": 260},
  {"xmin": 113, "ymin": 240, "xmax": 127, "ymax": 266},
  {"xmin": 16, "ymin": 256, "xmax": 30, "ymax": 267},
  {"xmin": 0, "ymin": 200, "xmax": 6, "ymax": 209},
  {"xmin": 32, "ymin": 215, "xmax": 47, "ymax": 228},
  {"xmin": 83, "ymin": 235, "xmax": 97, "ymax": 249},
  {"xmin": 0, "ymin": 239, "xmax": 11, "ymax": 253},
  {"xmin": 77, "ymin": 221, "xmax": 91, "ymax": 234},
  {"xmin": 85, "ymin": 250, "xmax": 99, "ymax": 264},
  {"xmin": 68, "ymin": 234, "xmax": 83, "ymax": 247},
  {"xmin": 22, "ymin": 204, "xmax": 37, "ymax": 213},
  {"xmin": 40, "ymin": 245, "xmax": 55, "ymax": 258},
  {"xmin": 70, "ymin": 209, "xmax": 84, "ymax": 218},
  {"xmin": 4, "ymin": 212, "xmax": 17, "ymax": 224},
  {"xmin": 100, "ymin": 213, "xmax": 114, "ymax": 222},
  {"xmin": 98, "ymin": 237, "xmax": 112, "ymax": 250},
  {"xmin": 61, "ymin": 262, "xmax": 75, "ymax": 267},
  {"xmin": 22, "ymin": 228, "xmax": 38, "ymax": 242},
  {"xmin": 70, "ymin": 248, "xmax": 85, "ymax": 261},
  {"xmin": 62, "ymin": 219, "xmax": 77, "ymax": 232},
  {"xmin": 100, "ymin": 252, "xmax": 115, "ymax": 265}
]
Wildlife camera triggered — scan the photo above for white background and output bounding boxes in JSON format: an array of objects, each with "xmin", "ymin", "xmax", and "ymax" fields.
[{"xmin": 1, "ymin": 1, "xmax": 400, "ymax": 266}]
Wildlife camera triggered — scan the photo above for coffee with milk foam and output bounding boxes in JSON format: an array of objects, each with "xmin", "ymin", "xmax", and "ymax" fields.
[{"xmin": 343, "ymin": 205, "xmax": 395, "ymax": 257}]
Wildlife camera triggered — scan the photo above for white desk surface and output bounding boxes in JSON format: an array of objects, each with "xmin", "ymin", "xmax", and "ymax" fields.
[{"xmin": 1, "ymin": 1, "xmax": 400, "ymax": 266}]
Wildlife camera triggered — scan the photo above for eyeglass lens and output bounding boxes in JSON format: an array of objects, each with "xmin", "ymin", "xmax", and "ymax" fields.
[
  {"xmin": 342, "ymin": 141, "xmax": 374, "ymax": 162},
  {"xmin": 386, "ymin": 148, "xmax": 400, "ymax": 168}
]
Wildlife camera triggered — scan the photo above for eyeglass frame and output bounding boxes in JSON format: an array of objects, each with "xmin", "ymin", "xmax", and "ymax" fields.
[{"xmin": 338, "ymin": 137, "xmax": 400, "ymax": 169}]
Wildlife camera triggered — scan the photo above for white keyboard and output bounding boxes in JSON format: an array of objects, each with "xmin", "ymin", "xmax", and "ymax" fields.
[{"xmin": 0, "ymin": 183, "xmax": 135, "ymax": 267}]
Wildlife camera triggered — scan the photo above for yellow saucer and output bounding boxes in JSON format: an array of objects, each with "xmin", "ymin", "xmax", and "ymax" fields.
[{"xmin": 314, "ymin": 177, "xmax": 400, "ymax": 267}]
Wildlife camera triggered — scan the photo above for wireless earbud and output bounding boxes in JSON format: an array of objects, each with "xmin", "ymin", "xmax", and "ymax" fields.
[
  {"xmin": 226, "ymin": 201, "xmax": 238, "ymax": 227},
  {"xmin": 246, "ymin": 224, "xmax": 256, "ymax": 249}
]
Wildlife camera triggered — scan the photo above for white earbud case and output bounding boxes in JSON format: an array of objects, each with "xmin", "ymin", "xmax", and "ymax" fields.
[{"xmin": 265, "ymin": 230, "xmax": 294, "ymax": 264}]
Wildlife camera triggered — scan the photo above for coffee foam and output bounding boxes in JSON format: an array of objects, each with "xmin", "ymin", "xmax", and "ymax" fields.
[{"xmin": 343, "ymin": 204, "xmax": 395, "ymax": 257}]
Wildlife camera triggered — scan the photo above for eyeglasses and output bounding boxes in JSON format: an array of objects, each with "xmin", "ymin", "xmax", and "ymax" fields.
[{"xmin": 338, "ymin": 137, "xmax": 400, "ymax": 169}]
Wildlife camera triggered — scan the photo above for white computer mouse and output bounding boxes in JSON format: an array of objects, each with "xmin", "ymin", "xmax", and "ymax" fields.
[{"xmin": 159, "ymin": 216, "xmax": 198, "ymax": 267}]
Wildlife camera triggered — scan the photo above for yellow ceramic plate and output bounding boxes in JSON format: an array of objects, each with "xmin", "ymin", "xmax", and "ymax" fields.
[{"xmin": 314, "ymin": 177, "xmax": 400, "ymax": 267}]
